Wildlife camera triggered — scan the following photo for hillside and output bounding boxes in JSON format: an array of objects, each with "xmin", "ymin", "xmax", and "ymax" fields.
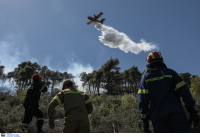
[{"xmin": 0, "ymin": 92, "xmax": 200, "ymax": 133}]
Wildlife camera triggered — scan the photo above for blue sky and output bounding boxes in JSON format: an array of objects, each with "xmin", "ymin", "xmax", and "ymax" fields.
[{"xmin": 1, "ymin": 0, "xmax": 200, "ymax": 91}]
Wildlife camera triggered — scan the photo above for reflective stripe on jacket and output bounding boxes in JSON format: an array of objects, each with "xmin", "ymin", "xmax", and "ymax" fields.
[
  {"xmin": 48, "ymin": 87, "xmax": 93, "ymax": 124},
  {"xmin": 138, "ymin": 68, "xmax": 195, "ymax": 122}
]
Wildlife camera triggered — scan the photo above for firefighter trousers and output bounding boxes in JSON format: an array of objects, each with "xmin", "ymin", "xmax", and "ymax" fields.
[
  {"xmin": 152, "ymin": 112, "xmax": 192, "ymax": 133},
  {"xmin": 63, "ymin": 121, "xmax": 90, "ymax": 133},
  {"xmin": 22, "ymin": 106, "xmax": 44, "ymax": 129}
]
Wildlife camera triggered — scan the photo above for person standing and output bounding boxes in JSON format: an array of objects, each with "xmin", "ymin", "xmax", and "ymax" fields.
[
  {"xmin": 48, "ymin": 79, "xmax": 93, "ymax": 133},
  {"xmin": 22, "ymin": 74, "xmax": 47, "ymax": 133},
  {"xmin": 138, "ymin": 51, "xmax": 200, "ymax": 133}
]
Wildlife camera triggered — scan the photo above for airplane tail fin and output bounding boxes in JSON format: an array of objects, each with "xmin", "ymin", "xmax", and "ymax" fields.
[{"xmin": 100, "ymin": 18, "xmax": 106, "ymax": 24}]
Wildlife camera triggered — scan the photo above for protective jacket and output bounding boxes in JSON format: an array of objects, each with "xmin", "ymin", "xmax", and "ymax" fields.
[
  {"xmin": 48, "ymin": 87, "xmax": 93, "ymax": 125},
  {"xmin": 138, "ymin": 62, "xmax": 195, "ymax": 123},
  {"xmin": 23, "ymin": 82, "xmax": 47, "ymax": 108}
]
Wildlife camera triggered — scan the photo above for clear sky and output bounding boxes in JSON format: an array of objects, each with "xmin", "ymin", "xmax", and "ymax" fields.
[{"xmin": 1, "ymin": 0, "xmax": 200, "ymax": 91}]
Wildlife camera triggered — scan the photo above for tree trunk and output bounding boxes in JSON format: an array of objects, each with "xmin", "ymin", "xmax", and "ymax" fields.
[
  {"xmin": 132, "ymin": 84, "xmax": 133, "ymax": 93},
  {"xmin": 128, "ymin": 83, "xmax": 130, "ymax": 93},
  {"xmin": 120, "ymin": 83, "xmax": 122, "ymax": 95},
  {"xmin": 88, "ymin": 82, "xmax": 91, "ymax": 94},
  {"xmin": 88, "ymin": 83, "xmax": 90, "ymax": 92},
  {"xmin": 96, "ymin": 83, "xmax": 97, "ymax": 91},
  {"xmin": 125, "ymin": 81, "xmax": 127, "ymax": 93},
  {"xmin": 111, "ymin": 81, "xmax": 113, "ymax": 95},
  {"xmin": 130, "ymin": 84, "xmax": 131, "ymax": 93},
  {"xmin": 108, "ymin": 81, "xmax": 110, "ymax": 94},
  {"xmin": 97, "ymin": 79, "xmax": 100, "ymax": 95},
  {"xmin": 127, "ymin": 83, "xmax": 129, "ymax": 93}
]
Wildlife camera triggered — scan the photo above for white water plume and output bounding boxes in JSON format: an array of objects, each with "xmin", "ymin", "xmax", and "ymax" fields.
[{"xmin": 94, "ymin": 22, "xmax": 159, "ymax": 54}]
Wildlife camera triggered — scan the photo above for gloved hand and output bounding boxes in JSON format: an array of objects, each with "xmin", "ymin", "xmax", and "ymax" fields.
[
  {"xmin": 187, "ymin": 106, "xmax": 200, "ymax": 127},
  {"xmin": 141, "ymin": 113, "xmax": 151, "ymax": 133}
]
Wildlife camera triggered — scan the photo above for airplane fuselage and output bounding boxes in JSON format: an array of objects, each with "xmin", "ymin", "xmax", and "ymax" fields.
[{"xmin": 88, "ymin": 16, "xmax": 97, "ymax": 21}]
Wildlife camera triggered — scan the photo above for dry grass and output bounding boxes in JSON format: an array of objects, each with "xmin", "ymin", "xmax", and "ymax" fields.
[{"xmin": 0, "ymin": 93, "xmax": 199, "ymax": 133}]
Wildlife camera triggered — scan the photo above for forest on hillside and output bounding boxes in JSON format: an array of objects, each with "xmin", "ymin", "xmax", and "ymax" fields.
[
  {"xmin": 1, "ymin": 57, "xmax": 199, "ymax": 97},
  {"xmin": 0, "ymin": 58, "xmax": 200, "ymax": 133}
]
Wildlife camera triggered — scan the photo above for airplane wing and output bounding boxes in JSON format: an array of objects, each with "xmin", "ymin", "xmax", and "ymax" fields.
[
  {"xmin": 87, "ymin": 20, "xmax": 93, "ymax": 25},
  {"xmin": 96, "ymin": 12, "xmax": 103, "ymax": 18}
]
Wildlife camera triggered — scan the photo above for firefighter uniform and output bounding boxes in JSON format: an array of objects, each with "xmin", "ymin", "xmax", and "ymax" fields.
[
  {"xmin": 48, "ymin": 86, "xmax": 93, "ymax": 133},
  {"xmin": 138, "ymin": 51, "xmax": 197, "ymax": 133},
  {"xmin": 138, "ymin": 63, "xmax": 194, "ymax": 132},
  {"xmin": 22, "ymin": 82, "xmax": 47, "ymax": 132}
]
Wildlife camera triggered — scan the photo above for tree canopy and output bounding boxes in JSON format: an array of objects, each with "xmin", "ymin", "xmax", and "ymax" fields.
[{"xmin": 0, "ymin": 58, "xmax": 199, "ymax": 97}]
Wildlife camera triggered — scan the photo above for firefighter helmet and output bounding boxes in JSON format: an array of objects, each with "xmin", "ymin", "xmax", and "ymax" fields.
[
  {"xmin": 32, "ymin": 74, "xmax": 42, "ymax": 79},
  {"xmin": 146, "ymin": 51, "xmax": 163, "ymax": 64}
]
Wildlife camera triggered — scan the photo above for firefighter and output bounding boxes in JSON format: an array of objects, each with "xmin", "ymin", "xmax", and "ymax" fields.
[
  {"xmin": 138, "ymin": 51, "xmax": 200, "ymax": 133},
  {"xmin": 48, "ymin": 79, "xmax": 93, "ymax": 133},
  {"xmin": 21, "ymin": 74, "xmax": 47, "ymax": 133}
]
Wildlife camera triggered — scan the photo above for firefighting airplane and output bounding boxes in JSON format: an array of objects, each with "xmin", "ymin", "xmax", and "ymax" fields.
[{"xmin": 87, "ymin": 12, "xmax": 106, "ymax": 25}]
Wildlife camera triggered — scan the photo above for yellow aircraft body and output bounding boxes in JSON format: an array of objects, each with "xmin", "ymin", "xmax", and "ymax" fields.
[{"xmin": 87, "ymin": 12, "xmax": 105, "ymax": 25}]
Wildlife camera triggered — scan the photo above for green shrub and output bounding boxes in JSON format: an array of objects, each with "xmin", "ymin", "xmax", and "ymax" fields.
[
  {"xmin": 18, "ymin": 90, "xmax": 27, "ymax": 104},
  {"xmin": 112, "ymin": 97, "xmax": 121, "ymax": 106},
  {"xmin": 89, "ymin": 106, "xmax": 101, "ymax": 130},
  {"xmin": 89, "ymin": 93, "xmax": 154, "ymax": 133},
  {"xmin": 0, "ymin": 95, "xmax": 6, "ymax": 101},
  {"xmin": 0, "ymin": 90, "xmax": 199, "ymax": 133},
  {"xmin": 100, "ymin": 103, "xmax": 110, "ymax": 116},
  {"xmin": 55, "ymin": 105, "xmax": 65, "ymax": 119},
  {"xmin": 9, "ymin": 96, "xmax": 20, "ymax": 107}
]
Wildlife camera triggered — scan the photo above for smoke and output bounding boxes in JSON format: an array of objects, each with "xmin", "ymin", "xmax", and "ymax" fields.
[
  {"xmin": 0, "ymin": 33, "xmax": 38, "ymax": 92},
  {"xmin": 66, "ymin": 62, "xmax": 94, "ymax": 91},
  {"xmin": 94, "ymin": 22, "xmax": 159, "ymax": 54}
]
